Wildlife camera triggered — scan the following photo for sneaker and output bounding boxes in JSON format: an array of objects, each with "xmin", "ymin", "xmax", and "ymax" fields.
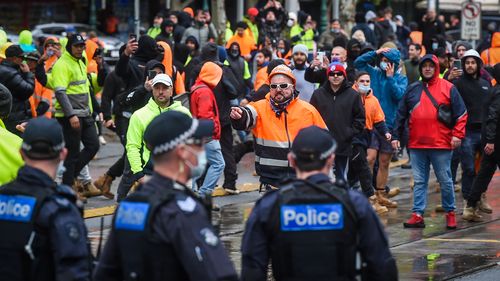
[
  {"xmin": 224, "ymin": 187, "xmax": 240, "ymax": 195},
  {"xmin": 403, "ymin": 213, "xmax": 425, "ymax": 228},
  {"xmin": 99, "ymin": 135, "xmax": 107, "ymax": 145},
  {"xmin": 446, "ymin": 211, "xmax": 457, "ymax": 229},
  {"xmin": 479, "ymin": 193, "xmax": 493, "ymax": 214}
]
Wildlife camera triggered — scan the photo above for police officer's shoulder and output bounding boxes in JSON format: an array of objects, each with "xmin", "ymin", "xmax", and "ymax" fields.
[{"xmin": 171, "ymin": 192, "xmax": 203, "ymax": 215}]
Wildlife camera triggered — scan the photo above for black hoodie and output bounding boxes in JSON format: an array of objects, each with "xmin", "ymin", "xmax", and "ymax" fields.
[
  {"xmin": 310, "ymin": 80, "xmax": 366, "ymax": 156},
  {"xmin": 481, "ymin": 64, "xmax": 500, "ymax": 152}
]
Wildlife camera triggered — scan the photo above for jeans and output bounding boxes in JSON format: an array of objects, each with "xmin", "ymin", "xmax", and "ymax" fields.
[
  {"xmin": 196, "ymin": 140, "xmax": 225, "ymax": 195},
  {"xmin": 468, "ymin": 152, "xmax": 500, "ymax": 207},
  {"xmin": 410, "ymin": 149, "xmax": 455, "ymax": 215},
  {"xmin": 58, "ymin": 116, "xmax": 100, "ymax": 186},
  {"xmin": 460, "ymin": 129, "xmax": 482, "ymax": 200},
  {"xmin": 334, "ymin": 155, "xmax": 349, "ymax": 186}
]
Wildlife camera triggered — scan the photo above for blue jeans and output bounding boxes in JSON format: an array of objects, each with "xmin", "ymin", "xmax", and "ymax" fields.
[
  {"xmin": 460, "ymin": 129, "xmax": 482, "ymax": 200},
  {"xmin": 410, "ymin": 149, "xmax": 455, "ymax": 215},
  {"xmin": 196, "ymin": 140, "xmax": 225, "ymax": 195}
]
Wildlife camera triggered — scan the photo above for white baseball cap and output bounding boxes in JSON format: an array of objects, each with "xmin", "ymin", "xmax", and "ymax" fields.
[{"xmin": 151, "ymin": 73, "xmax": 173, "ymax": 87}]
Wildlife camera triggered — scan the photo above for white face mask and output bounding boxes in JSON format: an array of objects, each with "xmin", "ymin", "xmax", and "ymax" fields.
[
  {"xmin": 184, "ymin": 147, "xmax": 207, "ymax": 179},
  {"xmin": 287, "ymin": 19, "xmax": 295, "ymax": 27},
  {"xmin": 358, "ymin": 84, "xmax": 370, "ymax": 94}
]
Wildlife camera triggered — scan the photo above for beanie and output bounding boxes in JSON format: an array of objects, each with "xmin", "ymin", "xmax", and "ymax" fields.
[
  {"xmin": 327, "ymin": 62, "xmax": 346, "ymax": 78},
  {"xmin": 292, "ymin": 44, "xmax": 308, "ymax": 55}
]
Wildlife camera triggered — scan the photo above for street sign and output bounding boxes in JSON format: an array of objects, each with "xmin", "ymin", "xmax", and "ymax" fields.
[{"xmin": 461, "ymin": 0, "xmax": 482, "ymax": 40}]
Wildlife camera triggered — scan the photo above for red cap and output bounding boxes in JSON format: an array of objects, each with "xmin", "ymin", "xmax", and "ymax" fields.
[
  {"xmin": 327, "ymin": 63, "xmax": 347, "ymax": 78},
  {"xmin": 248, "ymin": 7, "xmax": 259, "ymax": 17}
]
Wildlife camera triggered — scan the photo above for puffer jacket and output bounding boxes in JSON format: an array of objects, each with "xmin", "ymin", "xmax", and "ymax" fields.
[
  {"xmin": 231, "ymin": 94, "xmax": 326, "ymax": 186},
  {"xmin": 354, "ymin": 49, "xmax": 408, "ymax": 129},
  {"xmin": 393, "ymin": 54, "xmax": 468, "ymax": 150},
  {"xmin": 0, "ymin": 60, "xmax": 35, "ymax": 132}
]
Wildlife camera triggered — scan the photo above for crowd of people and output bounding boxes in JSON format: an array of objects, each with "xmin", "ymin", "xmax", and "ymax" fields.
[{"xmin": 1, "ymin": 0, "xmax": 500, "ymax": 279}]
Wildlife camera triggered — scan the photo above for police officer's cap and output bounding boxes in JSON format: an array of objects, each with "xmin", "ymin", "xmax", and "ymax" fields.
[
  {"xmin": 144, "ymin": 111, "xmax": 214, "ymax": 155},
  {"xmin": 291, "ymin": 126, "xmax": 337, "ymax": 161},
  {"xmin": 21, "ymin": 117, "xmax": 65, "ymax": 160}
]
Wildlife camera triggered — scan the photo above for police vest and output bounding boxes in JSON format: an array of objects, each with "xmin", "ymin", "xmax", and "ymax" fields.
[
  {"xmin": 0, "ymin": 180, "xmax": 57, "ymax": 281},
  {"xmin": 268, "ymin": 179, "xmax": 359, "ymax": 281},
  {"xmin": 113, "ymin": 182, "xmax": 200, "ymax": 281}
]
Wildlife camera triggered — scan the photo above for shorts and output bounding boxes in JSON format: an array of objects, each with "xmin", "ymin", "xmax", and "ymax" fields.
[{"xmin": 369, "ymin": 131, "xmax": 394, "ymax": 154}]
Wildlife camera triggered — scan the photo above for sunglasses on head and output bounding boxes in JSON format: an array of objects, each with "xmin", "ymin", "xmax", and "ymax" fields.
[
  {"xmin": 270, "ymin": 83, "xmax": 292, "ymax": 89},
  {"xmin": 329, "ymin": 72, "xmax": 343, "ymax": 77}
]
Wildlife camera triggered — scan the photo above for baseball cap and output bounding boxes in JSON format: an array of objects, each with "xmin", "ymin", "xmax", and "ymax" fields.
[
  {"xmin": 291, "ymin": 126, "xmax": 337, "ymax": 161},
  {"xmin": 5, "ymin": 45, "xmax": 25, "ymax": 58},
  {"xmin": 151, "ymin": 73, "xmax": 173, "ymax": 87},
  {"xmin": 21, "ymin": 117, "xmax": 65, "ymax": 160},
  {"xmin": 144, "ymin": 111, "xmax": 214, "ymax": 155}
]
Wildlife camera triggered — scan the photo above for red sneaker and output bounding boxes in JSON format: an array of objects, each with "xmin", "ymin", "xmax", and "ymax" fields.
[
  {"xmin": 403, "ymin": 213, "xmax": 425, "ymax": 228},
  {"xmin": 446, "ymin": 211, "xmax": 457, "ymax": 229}
]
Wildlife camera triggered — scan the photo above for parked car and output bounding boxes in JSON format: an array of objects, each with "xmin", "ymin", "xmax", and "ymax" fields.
[{"xmin": 32, "ymin": 23, "xmax": 123, "ymax": 64}]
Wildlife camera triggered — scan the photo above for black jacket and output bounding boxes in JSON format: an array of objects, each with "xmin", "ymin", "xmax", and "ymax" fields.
[
  {"xmin": 101, "ymin": 70, "xmax": 127, "ymax": 121},
  {"xmin": 310, "ymin": 81, "xmax": 365, "ymax": 156},
  {"xmin": 453, "ymin": 72, "xmax": 491, "ymax": 130},
  {"xmin": 213, "ymin": 64, "xmax": 240, "ymax": 126},
  {"xmin": 0, "ymin": 60, "xmax": 35, "ymax": 133},
  {"xmin": 482, "ymin": 85, "xmax": 500, "ymax": 151}
]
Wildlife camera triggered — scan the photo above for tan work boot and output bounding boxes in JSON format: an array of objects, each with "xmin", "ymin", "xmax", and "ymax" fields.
[
  {"xmin": 434, "ymin": 204, "xmax": 445, "ymax": 212},
  {"xmin": 369, "ymin": 195, "xmax": 389, "ymax": 214},
  {"xmin": 454, "ymin": 183, "xmax": 460, "ymax": 192},
  {"xmin": 129, "ymin": 181, "xmax": 140, "ymax": 194},
  {"xmin": 376, "ymin": 190, "xmax": 397, "ymax": 208},
  {"xmin": 462, "ymin": 205, "xmax": 483, "ymax": 222},
  {"xmin": 386, "ymin": 187, "xmax": 401, "ymax": 198},
  {"xmin": 81, "ymin": 181, "xmax": 102, "ymax": 198},
  {"xmin": 72, "ymin": 180, "xmax": 87, "ymax": 203},
  {"xmin": 94, "ymin": 174, "xmax": 115, "ymax": 199},
  {"xmin": 479, "ymin": 193, "xmax": 493, "ymax": 214}
]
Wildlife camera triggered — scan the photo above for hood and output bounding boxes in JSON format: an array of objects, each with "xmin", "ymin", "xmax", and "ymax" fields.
[
  {"xmin": 144, "ymin": 59, "xmax": 165, "ymax": 81},
  {"xmin": 185, "ymin": 35, "xmax": 200, "ymax": 50},
  {"xmin": 381, "ymin": 48, "xmax": 401, "ymax": 67},
  {"xmin": 492, "ymin": 32, "xmax": 500, "ymax": 48},
  {"xmin": 218, "ymin": 46, "xmax": 227, "ymax": 63},
  {"xmin": 197, "ymin": 61, "xmax": 223, "ymax": 88},
  {"xmin": 227, "ymin": 42, "xmax": 241, "ymax": 57},
  {"xmin": 347, "ymin": 39, "xmax": 362, "ymax": 60},
  {"xmin": 297, "ymin": 11, "xmax": 309, "ymax": 26},
  {"xmin": 85, "ymin": 39, "xmax": 99, "ymax": 60},
  {"xmin": 453, "ymin": 40, "xmax": 472, "ymax": 56},
  {"xmin": 157, "ymin": 41, "xmax": 173, "ymax": 77},
  {"xmin": 134, "ymin": 35, "xmax": 159, "ymax": 62},
  {"xmin": 200, "ymin": 42, "xmax": 219, "ymax": 62},
  {"xmin": 419, "ymin": 54, "xmax": 440, "ymax": 83},
  {"xmin": 173, "ymin": 43, "xmax": 190, "ymax": 66}
]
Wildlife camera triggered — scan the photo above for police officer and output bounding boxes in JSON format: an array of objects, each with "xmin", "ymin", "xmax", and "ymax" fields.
[
  {"xmin": 93, "ymin": 111, "xmax": 238, "ymax": 281},
  {"xmin": 241, "ymin": 125, "xmax": 398, "ymax": 281},
  {"xmin": 0, "ymin": 117, "xmax": 91, "ymax": 280}
]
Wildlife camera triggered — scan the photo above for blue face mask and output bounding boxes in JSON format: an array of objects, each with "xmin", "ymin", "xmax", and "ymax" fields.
[
  {"xmin": 185, "ymin": 147, "xmax": 207, "ymax": 179},
  {"xmin": 380, "ymin": 61, "xmax": 388, "ymax": 71},
  {"xmin": 358, "ymin": 84, "xmax": 371, "ymax": 94},
  {"xmin": 432, "ymin": 43, "xmax": 439, "ymax": 50}
]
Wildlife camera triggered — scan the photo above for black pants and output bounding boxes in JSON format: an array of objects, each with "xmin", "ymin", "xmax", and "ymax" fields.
[
  {"xmin": 220, "ymin": 124, "xmax": 237, "ymax": 189},
  {"xmin": 107, "ymin": 116, "xmax": 129, "ymax": 178},
  {"xmin": 58, "ymin": 116, "xmax": 100, "ymax": 186},
  {"xmin": 116, "ymin": 157, "xmax": 134, "ymax": 202},
  {"xmin": 348, "ymin": 145, "xmax": 375, "ymax": 197},
  {"xmin": 468, "ymin": 153, "xmax": 500, "ymax": 207}
]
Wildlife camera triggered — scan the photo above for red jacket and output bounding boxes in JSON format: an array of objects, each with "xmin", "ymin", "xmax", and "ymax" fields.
[
  {"xmin": 393, "ymin": 54, "xmax": 468, "ymax": 149},
  {"xmin": 190, "ymin": 81, "xmax": 221, "ymax": 140}
]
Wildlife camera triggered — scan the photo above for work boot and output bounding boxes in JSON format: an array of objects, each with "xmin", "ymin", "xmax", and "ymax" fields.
[
  {"xmin": 94, "ymin": 173, "xmax": 115, "ymax": 199},
  {"xmin": 478, "ymin": 193, "xmax": 493, "ymax": 214},
  {"xmin": 385, "ymin": 186, "xmax": 400, "ymax": 198},
  {"xmin": 72, "ymin": 180, "xmax": 87, "ymax": 203},
  {"xmin": 462, "ymin": 205, "xmax": 483, "ymax": 222},
  {"xmin": 454, "ymin": 183, "xmax": 460, "ymax": 192},
  {"xmin": 369, "ymin": 195, "xmax": 389, "ymax": 215},
  {"xmin": 224, "ymin": 187, "xmax": 240, "ymax": 195},
  {"xmin": 434, "ymin": 204, "xmax": 445, "ymax": 212},
  {"xmin": 403, "ymin": 212, "xmax": 425, "ymax": 228},
  {"xmin": 376, "ymin": 190, "xmax": 398, "ymax": 208},
  {"xmin": 130, "ymin": 181, "xmax": 140, "ymax": 194},
  {"xmin": 446, "ymin": 211, "xmax": 457, "ymax": 229},
  {"xmin": 81, "ymin": 181, "xmax": 102, "ymax": 198}
]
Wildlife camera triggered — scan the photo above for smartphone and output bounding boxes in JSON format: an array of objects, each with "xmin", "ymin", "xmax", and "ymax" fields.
[
  {"xmin": 148, "ymin": 70, "xmax": 157, "ymax": 79},
  {"xmin": 453, "ymin": 59, "xmax": 462, "ymax": 70},
  {"xmin": 129, "ymin": 33, "xmax": 137, "ymax": 42},
  {"xmin": 317, "ymin": 51, "xmax": 325, "ymax": 62}
]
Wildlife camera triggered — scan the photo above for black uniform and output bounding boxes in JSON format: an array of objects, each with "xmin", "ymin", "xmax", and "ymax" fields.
[
  {"xmin": 241, "ymin": 173, "xmax": 397, "ymax": 281},
  {"xmin": 93, "ymin": 173, "xmax": 238, "ymax": 281},
  {"xmin": 0, "ymin": 166, "xmax": 91, "ymax": 281}
]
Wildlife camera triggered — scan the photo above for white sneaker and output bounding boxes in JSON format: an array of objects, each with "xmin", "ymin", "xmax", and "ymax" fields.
[{"xmin": 99, "ymin": 136, "xmax": 107, "ymax": 145}]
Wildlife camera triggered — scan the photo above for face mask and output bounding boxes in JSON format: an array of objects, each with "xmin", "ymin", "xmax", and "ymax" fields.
[
  {"xmin": 278, "ymin": 48, "xmax": 286, "ymax": 54},
  {"xmin": 331, "ymin": 28, "xmax": 340, "ymax": 33},
  {"xmin": 432, "ymin": 43, "xmax": 439, "ymax": 50},
  {"xmin": 196, "ymin": 20, "xmax": 205, "ymax": 26},
  {"xmin": 287, "ymin": 19, "xmax": 294, "ymax": 27},
  {"xmin": 380, "ymin": 61, "xmax": 388, "ymax": 70},
  {"xmin": 358, "ymin": 84, "xmax": 370, "ymax": 94},
  {"xmin": 230, "ymin": 50, "xmax": 239, "ymax": 57},
  {"xmin": 185, "ymin": 148, "xmax": 207, "ymax": 179}
]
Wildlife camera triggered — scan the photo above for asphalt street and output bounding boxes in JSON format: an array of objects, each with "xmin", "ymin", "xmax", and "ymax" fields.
[{"xmin": 85, "ymin": 131, "xmax": 500, "ymax": 280}]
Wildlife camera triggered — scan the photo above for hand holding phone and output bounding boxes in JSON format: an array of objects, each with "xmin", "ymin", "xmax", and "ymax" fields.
[
  {"xmin": 129, "ymin": 33, "xmax": 137, "ymax": 42},
  {"xmin": 148, "ymin": 70, "xmax": 157, "ymax": 80},
  {"xmin": 453, "ymin": 59, "xmax": 462, "ymax": 70}
]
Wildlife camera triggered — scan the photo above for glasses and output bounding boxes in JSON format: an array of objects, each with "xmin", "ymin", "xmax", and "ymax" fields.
[
  {"xmin": 270, "ymin": 83, "xmax": 293, "ymax": 90},
  {"xmin": 329, "ymin": 72, "xmax": 343, "ymax": 77}
]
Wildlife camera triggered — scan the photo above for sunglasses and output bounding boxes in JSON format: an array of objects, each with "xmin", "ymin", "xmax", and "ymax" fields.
[
  {"xmin": 270, "ymin": 83, "xmax": 293, "ymax": 89},
  {"xmin": 329, "ymin": 72, "xmax": 343, "ymax": 77}
]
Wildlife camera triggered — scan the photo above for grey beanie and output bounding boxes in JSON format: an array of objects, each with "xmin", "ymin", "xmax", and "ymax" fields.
[{"xmin": 292, "ymin": 44, "xmax": 308, "ymax": 55}]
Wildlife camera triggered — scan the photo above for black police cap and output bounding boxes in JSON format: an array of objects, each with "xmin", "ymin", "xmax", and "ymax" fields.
[
  {"xmin": 144, "ymin": 111, "xmax": 214, "ymax": 155},
  {"xmin": 21, "ymin": 117, "xmax": 65, "ymax": 159},
  {"xmin": 291, "ymin": 126, "xmax": 337, "ymax": 161}
]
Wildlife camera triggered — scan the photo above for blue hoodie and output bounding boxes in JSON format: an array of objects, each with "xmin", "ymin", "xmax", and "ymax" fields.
[{"xmin": 354, "ymin": 49, "xmax": 408, "ymax": 128}]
